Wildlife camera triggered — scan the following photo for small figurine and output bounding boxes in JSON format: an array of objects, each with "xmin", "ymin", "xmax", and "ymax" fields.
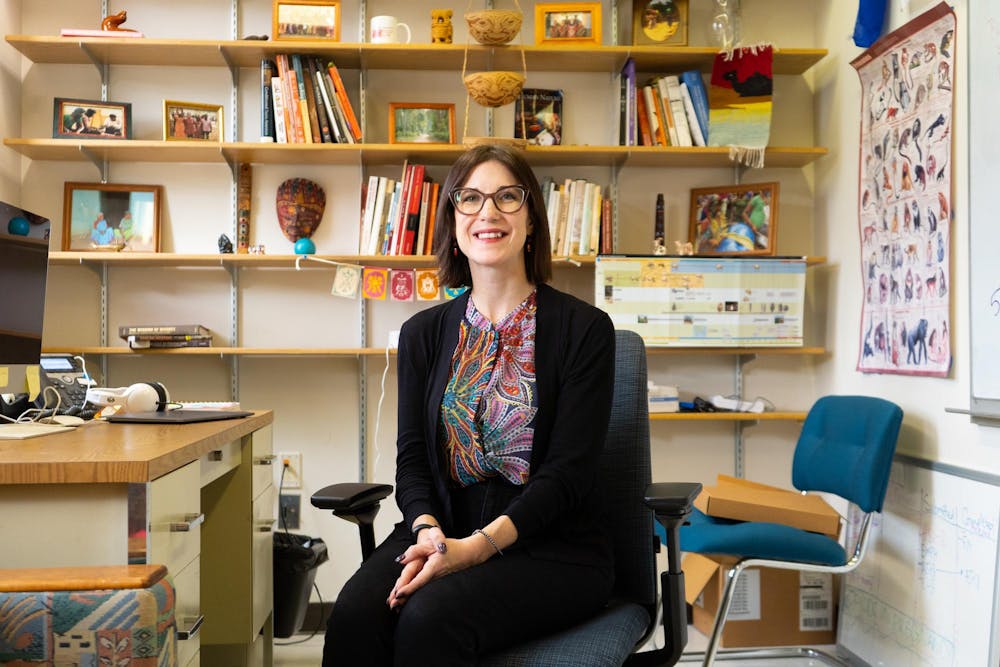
[
  {"xmin": 242, "ymin": 34, "xmax": 269, "ymax": 41},
  {"xmin": 431, "ymin": 9, "xmax": 454, "ymax": 44},
  {"xmin": 673, "ymin": 240, "xmax": 694, "ymax": 256},
  {"xmin": 101, "ymin": 10, "xmax": 139, "ymax": 33},
  {"xmin": 218, "ymin": 234, "xmax": 234, "ymax": 254},
  {"xmin": 653, "ymin": 193, "xmax": 666, "ymax": 255}
]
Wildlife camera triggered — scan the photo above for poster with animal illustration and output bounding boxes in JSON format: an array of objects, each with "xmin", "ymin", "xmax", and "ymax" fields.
[{"xmin": 851, "ymin": 2, "xmax": 954, "ymax": 377}]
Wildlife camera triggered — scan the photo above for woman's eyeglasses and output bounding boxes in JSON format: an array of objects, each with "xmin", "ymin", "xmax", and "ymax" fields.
[{"xmin": 450, "ymin": 186, "xmax": 528, "ymax": 215}]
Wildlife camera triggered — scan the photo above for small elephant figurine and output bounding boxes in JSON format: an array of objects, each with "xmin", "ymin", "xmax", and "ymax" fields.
[{"xmin": 431, "ymin": 9, "xmax": 454, "ymax": 44}]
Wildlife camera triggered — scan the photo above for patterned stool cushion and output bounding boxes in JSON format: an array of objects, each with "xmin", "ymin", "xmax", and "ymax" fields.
[{"xmin": 0, "ymin": 572, "xmax": 177, "ymax": 666}]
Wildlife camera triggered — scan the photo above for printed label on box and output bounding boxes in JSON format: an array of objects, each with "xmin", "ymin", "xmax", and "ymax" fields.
[
  {"xmin": 799, "ymin": 572, "xmax": 833, "ymax": 631},
  {"xmin": 727, "ymin": 568, "xmax": 761, "ymax": 621}
]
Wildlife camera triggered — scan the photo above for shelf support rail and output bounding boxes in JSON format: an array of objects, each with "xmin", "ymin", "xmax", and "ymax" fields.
[{"xmin": 77, "ymin": 146, "xmax": 109, "ymax": 182}]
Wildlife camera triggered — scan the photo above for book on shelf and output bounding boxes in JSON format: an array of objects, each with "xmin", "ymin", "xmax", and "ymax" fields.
[
  {"xmin": 304, "ymin": 57, "xmax": 331, "ymax": 143},
  {"xmin": 119, "ymin": 324, "xmax": 210, "ymax": 338},
  {"xmin": 663, "ymin": 75, "xmax": 693, "ymax": 147},
  {"xmin": 619, "ymin": 58, "xmax": 637, "ymax": 146},
  {"xmin": 271, "ymin": 76, "xmax": 288, "ymax": 143},
  {"xmin": 642, "ymin": 85, "xmax": 667, "ymax": 147},
  {"xmin": 680, "ymin": 70, "xmax": 710, "ymax": 145},
  {"xmin": 514, "ymin": 88, "xmax": 563, "ymax": 146},
  {"xmin": 260, "ymin": 59, "xmax": 276, "ymax": 142},
  {"xmin": 127, "ymin": 334, "xmax": 212, "ymax": 349},
  {"xmin": 654, "ymin": 77, "xmax": 680, "ymax": 146},
  {"xmin": 60, "ymin": 28, "xmax": 145, "ymax": 38},
  {"xmin": 326, "ymin": 61, "xmax": 362, "ymax": 142},
  {"xmin": 289, "ymin": 55, "xmax": 315, "ymax": 143},
  {"xmin": 274, "ymin": 55, "xmax": 303, "ymax": 143},
  {"xmin": 314, "ymin": 62, "xmax": 345, "ymax": 143},
  {"xmin": 635, "ymin": 89, "xmax": 653, "ymax": 147},
  {"xmin": 423, "ymin": 182, "xmax": 440, "ymax": 256},
  {"xmin": 600, "ymin": 197, "xmax": 613, "ymax": 254},
  {"xmin": 680, "ymin": 82, "xmax": 706, "ymax": 147}
]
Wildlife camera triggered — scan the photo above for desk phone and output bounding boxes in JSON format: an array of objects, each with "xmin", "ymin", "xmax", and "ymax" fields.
[{"xmin": 39, "ymin": 354, "xmax": 93, "ymax": 413}]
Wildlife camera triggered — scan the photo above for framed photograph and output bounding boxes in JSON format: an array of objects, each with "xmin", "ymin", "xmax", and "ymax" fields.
[
  {"xmin": 535, "ymin": 3, "xmax": 601, "ymax": 46},
  {"xmin": 52, "ymin": 98, "xmax": 132, "ymax": 140},
  {"xmin": 62, "ymin": 182, "xmax": 162, "ymax": 252},
  {"xmin": 388, "ymin": 103, "xmax": 456, "ymax": 144},
  {"xmin": 632, "ymin": 0, "xmax": 688, "ymax": 47},
  {"xmin": 164, "ymin": 101, "xmax": 224, "ymax": 141},
  {"xmin": 689, "ymin": 182, "xmax": 779, "ymax": 256},
  {"xmin": 272, "ymin": 0, "xmax": 341, "ymax": 40}
]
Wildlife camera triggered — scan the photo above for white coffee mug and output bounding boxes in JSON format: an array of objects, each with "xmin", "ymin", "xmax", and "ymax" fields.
[{"xmin": 370, "ymin": 15, "xmax": 411, "ymax": 44}]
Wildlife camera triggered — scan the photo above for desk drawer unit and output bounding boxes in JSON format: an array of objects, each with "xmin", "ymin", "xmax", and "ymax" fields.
[
  {"xmin": 174, "ymin": 556, "xmax": 203, "ymax": 667},
  {"xmin": 148, "ymin": 460, "xmax": 202, "ymax": 577},
  {"xmin": 201, "ymin": 439, "xmax": 242, "ymax": 487}
]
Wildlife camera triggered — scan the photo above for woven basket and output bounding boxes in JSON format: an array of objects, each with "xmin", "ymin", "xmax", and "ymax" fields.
[
  {"xmin": 463, "ymin": 71, "xmax": 525, "ymax": 107},
  {"xmin": 465, "ymin": 9, "xmax": 522, "ymax": 45}
]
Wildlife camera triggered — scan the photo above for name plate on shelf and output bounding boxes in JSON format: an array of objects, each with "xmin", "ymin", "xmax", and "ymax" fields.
[{"xmin": 594, "ymin": 255, "xmax": 805, "ymax": 347}]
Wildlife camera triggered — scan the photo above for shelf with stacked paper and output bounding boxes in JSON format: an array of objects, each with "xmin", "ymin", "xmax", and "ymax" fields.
[
  {"xmin": 6, "ymin": 36, "xmax": 826, "ymax": 75},
  {"xmin": 4, "ymin": 139, "xmax": 828, "ymax": 169}
]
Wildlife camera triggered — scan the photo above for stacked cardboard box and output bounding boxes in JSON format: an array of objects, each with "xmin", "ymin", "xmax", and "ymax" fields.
[{"xmin": 684, "ymin": 475, "xmax": 841, "ymax": 648}]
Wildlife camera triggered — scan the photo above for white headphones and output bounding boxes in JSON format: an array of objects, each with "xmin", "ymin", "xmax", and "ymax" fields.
[{"xmin": 86, "ymin": 382, "xmax": 170, "ymax": 413}]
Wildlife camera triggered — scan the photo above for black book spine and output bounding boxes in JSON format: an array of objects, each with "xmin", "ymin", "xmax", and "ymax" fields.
[{"xmin": 261, "ymin": 59, "xmax": 276, "ymax": 141}]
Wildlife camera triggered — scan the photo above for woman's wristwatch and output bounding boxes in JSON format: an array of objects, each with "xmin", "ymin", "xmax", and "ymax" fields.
[{"xmin": 411, "ymin": 522, "xmax": 438, "ymax": 537}]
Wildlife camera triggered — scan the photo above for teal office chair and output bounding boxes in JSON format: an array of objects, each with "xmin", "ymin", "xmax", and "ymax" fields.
[
  {"xmin": 680, "ymin": 395, "xmax": 903, "ymax": 667},
  {"xmin": 312, "ymin": 330, "xmax": 702, "ymax": 666}
]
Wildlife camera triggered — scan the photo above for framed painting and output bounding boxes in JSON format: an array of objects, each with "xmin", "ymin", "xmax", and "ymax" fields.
[
  {"xmin": 52, "ymin": 98, "xmax": 132, "ymax": 139},
  {"xmin": 632, "ymin": 0, "xmax": 688, "ymax": 46},
  {"xmin": 689, "ymin": 182, "xmax": 779, "ymax": 256},
  {"xmin": 388, "ymin": 103, "xmax": 456, "ymax": 144},
  {"xmin": 272, "ymin": 0, "xmax": 341, "ymax": 40},
  {"xmin": 62, "ymin": 182, "xmax": 162, "ymax": 252}
]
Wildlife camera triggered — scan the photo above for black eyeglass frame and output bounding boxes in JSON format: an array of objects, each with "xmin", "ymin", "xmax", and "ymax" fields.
[{"xmin": 449, "ymin": 185, "xmax": 529, "ymax": 215}]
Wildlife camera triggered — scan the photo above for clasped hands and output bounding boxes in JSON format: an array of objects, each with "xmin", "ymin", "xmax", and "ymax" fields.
[{"xmin": 387, "ymin": 526, "xmax": 489, "ymax": 611}]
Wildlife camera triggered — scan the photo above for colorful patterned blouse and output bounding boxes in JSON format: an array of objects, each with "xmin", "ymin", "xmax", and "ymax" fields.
[{"xmin": 440, "ymin": 291, "xmax": 538, "ymax": 487}]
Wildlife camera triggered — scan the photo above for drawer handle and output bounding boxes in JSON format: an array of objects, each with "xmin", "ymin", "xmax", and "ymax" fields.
[
  {"xmin": 256, "ymin": 518, "xmax": 276, "ymax": 532},
  {"xmin": 207, "ymin": 450, "xmax": 224, "ymax": 461},
  {"xmin": 176, "ymin": 614, "xmax": 204, "ymax": 640},
  {"xmin": 169, "ymin": 513, "xmax": 205, "ymax": 532},
  {"xmin": 254, "ymin": 454, "xmax": 277, "ymax": 465}
]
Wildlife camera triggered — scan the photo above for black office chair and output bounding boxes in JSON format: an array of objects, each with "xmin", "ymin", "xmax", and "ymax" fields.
[{"xmin": 312, "ymin": 330, "xmax": 700, "ymax": 666}]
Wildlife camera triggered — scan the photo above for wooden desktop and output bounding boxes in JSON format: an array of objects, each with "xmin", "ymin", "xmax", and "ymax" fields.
[{"xmin": 0, "ymin": 410, "xmax": 276, "ymax": 667}]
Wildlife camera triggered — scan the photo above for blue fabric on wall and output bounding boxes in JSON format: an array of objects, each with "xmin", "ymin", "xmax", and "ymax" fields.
[{"xmin": 854, "ymin": 0, "xmax": 889, "ymax": 47}]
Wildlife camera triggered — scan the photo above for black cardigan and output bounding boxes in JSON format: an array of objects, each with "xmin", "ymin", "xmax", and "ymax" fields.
[{"xmin": 394, "ymin": 283, "xmax": 615, "ymax": 568}]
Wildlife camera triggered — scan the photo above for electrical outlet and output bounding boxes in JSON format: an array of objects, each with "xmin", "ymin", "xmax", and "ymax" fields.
[
  {"xmin": 279, "ymin": 494, "xmax": 300, "ymax": 530},
  {"xmin": 278, "ymin": 451, "xmax": 303, "ymax": 490}
]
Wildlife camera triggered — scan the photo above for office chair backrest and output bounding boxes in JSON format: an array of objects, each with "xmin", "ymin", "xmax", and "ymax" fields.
[
  {"xmin": 791, "ymin": 395, "xmax": 903, "ymax": 513},
  {"xmin": 601, "ymin": 330, "xmax": 656, "ymax": 611}
]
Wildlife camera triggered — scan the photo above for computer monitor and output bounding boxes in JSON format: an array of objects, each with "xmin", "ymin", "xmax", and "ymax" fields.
[{"xmin": 0, "ymin": 201, "xmax": 52, "ymax": 397}]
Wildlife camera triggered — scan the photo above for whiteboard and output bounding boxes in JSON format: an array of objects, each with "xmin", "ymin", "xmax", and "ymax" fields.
[
  {"xmin": 838, "ymin": 455, "xmax": 1000, "ymax": 666},
  {"xmin": 968, "ymin": 1, "xmax": 1000, "ymax": 416}
]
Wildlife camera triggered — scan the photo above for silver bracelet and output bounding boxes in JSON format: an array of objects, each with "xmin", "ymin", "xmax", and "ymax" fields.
[{"xmin": 474, "ymin": 528, "xmax": 504, "ymax": 556}]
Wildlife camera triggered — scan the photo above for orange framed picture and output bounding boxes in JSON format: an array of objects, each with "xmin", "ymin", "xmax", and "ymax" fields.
[
  {"xmin": 163, "ymin": 100, "xmax": 223, "ymax": 141},
  {"xmin": 388, "ymin": 103, "xmax": 456, "ymax": 144},
  {"xmin": 62, "ymin": 182, "xmax": 162, "ymax": 253},
  {"xmin": 534, "ymin": 2, "xmax": 602, "ymax": 46},
  {"xmin": 689, "ymin": 182, "xmax": 779, "ymax": 256},
  {"xmin": 272, "ymin": 0, "xmax": 341, "ymax": 40}
]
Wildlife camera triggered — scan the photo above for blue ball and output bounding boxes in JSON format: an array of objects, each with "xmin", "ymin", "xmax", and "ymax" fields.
[
  {"xmin": 7, "ymin": 216, "xmax": 30, "ymax": 236},
  {"xmin": 294, "ymin": 237, "xmax": 316, "ymax": 255}
]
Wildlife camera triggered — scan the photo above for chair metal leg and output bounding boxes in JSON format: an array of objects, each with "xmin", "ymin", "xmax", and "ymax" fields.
[{"xmin": 702, "ymin": 560, "xmax": 749, "ymax": 667}]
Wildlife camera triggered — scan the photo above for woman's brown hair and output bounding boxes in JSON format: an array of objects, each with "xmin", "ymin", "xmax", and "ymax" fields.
[{"xmin": 432, "ymin": 144, "xmax": 552, "ymax": 288}]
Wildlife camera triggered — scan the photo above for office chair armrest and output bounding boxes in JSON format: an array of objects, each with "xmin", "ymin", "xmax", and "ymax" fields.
[
  {"xmin": 310, "ymin": 483, "xmax": 394, "ymax": 561},
  {"xmin": 310, "ymin": 482, "xmax": 393, "ymax": 513},
  {"xmin": 644, "ymin": 482, "xmax": 702, "ymax": 520}
]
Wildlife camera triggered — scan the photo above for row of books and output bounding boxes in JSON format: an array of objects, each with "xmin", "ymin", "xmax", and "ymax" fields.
[
  {"xmin": 261, "ymin": 54, "xmax": 361, "ymax": 144},
  {"xmin": 118, "ymin": 324, "xmax": 212, "ymax": 349},
  {"xmin": 542, "ymin": 177, "xmax": 612, "ymax": 257},
  {"xmin": 620, "ymin": 59, "xmax": 710, "ymax": 149},
  {"xmin": 359, "ymin": 163, "xmax": 440, "ymax": 256}
]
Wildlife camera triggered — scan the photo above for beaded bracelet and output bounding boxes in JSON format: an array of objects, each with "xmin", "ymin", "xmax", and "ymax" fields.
[{"xmin": 474, "ymin": 528, "xmax": 504, "ymax": 556}]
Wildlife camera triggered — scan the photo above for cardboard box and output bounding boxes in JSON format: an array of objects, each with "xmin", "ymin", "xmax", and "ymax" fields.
[
  {"xmin": 684, "ymin": 553, "xmax": 838, "ymax": 648},
  {"xmin": 694, "ymin": 475, "xmax": 841, "ymax": 538}
]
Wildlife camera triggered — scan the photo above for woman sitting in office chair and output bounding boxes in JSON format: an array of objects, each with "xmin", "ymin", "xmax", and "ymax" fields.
[{"xmin": 324, "ymin": 144, "xmax": 615, "ymax": 666}]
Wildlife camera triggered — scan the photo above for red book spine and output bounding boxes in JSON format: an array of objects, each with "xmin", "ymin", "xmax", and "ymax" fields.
[{"xmin": 402, "ymin": 164, "xmax": 426, "ymax": 255}]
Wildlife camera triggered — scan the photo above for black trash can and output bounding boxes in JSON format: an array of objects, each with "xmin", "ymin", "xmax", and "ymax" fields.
[{"xmin": 273, "ymin": 532, "xmax": 329, "ymax": 638}]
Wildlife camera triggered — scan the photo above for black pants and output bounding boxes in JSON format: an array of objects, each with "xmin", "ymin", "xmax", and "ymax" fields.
[{"xmin": 323, "ymin": 480, "xmax": 613, "ymax": 666}]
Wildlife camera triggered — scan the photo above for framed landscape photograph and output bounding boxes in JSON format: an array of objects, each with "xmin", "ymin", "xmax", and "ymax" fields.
[
  {"xmin": 62, "ymin": 182, "xmax": 162, "ymax": 252},
  {"xmin": 535, "ymin": 2, "xmax": 601, "ymax": 46},
  {"xmin": 164, "ymin": 101, "xmax": 224, "ymax": 141},
  {"xmin": 389, "ymin": 103, "xmax": 455, "ymax": 144},
  {"xmin": 52, "ymin": 98, "xmax": 132, "ymax": 139},
  {"xmin": 272, "ymin": 0, "xmax": 341, "ymax": 40},
  {"xmin": 632, "ymin": 0, "xmax": 688, "ymax": 46},
  {"xmin": 689, "ymin": 182, "xmax": 779, "ymax": 256}
]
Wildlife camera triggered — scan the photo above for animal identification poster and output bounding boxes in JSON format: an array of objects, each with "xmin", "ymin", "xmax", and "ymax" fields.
[
  {"xmin": 851, "ymin": 2, "xmax": 954, "ymax": 376},
  {"xmin": 594, "ymin": 256, "xmax": 805, "ymax": 347}
]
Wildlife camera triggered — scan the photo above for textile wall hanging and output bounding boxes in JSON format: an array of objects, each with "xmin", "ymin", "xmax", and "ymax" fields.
[
  {"xmin": 852, "ymin": 2, "xmax": 954, "ymax": 377},
  {"xmin": 708, "ymin": 44, "xmax": 773, "ymax": 168}
]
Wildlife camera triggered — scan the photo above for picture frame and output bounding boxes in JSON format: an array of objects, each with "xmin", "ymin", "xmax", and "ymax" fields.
[
  {"xmin": 272, "ymin": 0, "xmax": 341, "ymax": 41},
  {"xmin": 163, "ymin": 101, "xmax": 224, "ymax": 141},
  {"xmin": 52, "ymin": 98, "xmax": 132, "ymax": 140},
  {"xmin": 535, "ymin": 2, "xmax": 602, "ymax": 46},
  {"xmin": 689, "ymin": 182, "xmax": 779, "ymax": 256},
  {"xmin": 632, "ymin": 0, "xmax": 688, "ymax": 47},
  {"xmin": 388, "ymin": 103, "xmax": 456, "ymax": 144},
  {"xmin": 62, "ymin": 182, "xmax": 162, "ymax": 253}
]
